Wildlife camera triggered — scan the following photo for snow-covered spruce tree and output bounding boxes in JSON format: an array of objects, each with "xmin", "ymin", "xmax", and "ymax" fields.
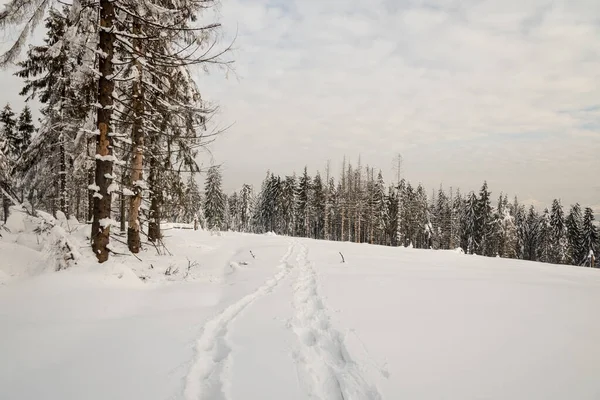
[
  {"xmin": 415, "ymin": 184, "xmax": 430, "ymax": 249},
  {"xmin": 15, "ymin": 6, "xmax": 95, "ymax": 218},
  {"xmin": 435, "ymin": 186, "xmax": 451, "ymax": 250},
  {"xmin": 476, "ymin": 181, "xmax": 493, "ymax": 256},
  {"xmin": 0, "ymin": 103, "xmax": 17, "ymax": 221},
  {"xmin": 181, "ymin": 173, "xmax": 202, "ymax": 223},
  {"xmin": 239, "ymin": 184, "xmax": 254, "ymax": 232},
  {"xmin": 566, "ymin": 204, "xmax": 585, "ymax": 265},
  {"xmin": 450, "ymin": 188, "xmax": 463, "ymax": 250},
  {"xmin": 311, "ymin": 172, "xmax": 325, "ymax": 239},
  {"xmin": 581, "ymin": 207, "xmax": 597, "ymax": 265},
  {"xmin": 373, "ymin": 171, "xmax": 386, "ymax": 245},
  {"xmin": 16, "ymin": 106, "xmax": 33, "ymax": 155},
  {"xmin": 280, "ymin": 176, "xmax": 297, "ymax": 236},
  {"xmin": 523, "ymin": 205, "xmax": 539, "ymax": 261},
  {"xmin": 296, "ymin": 167, "xmax": 312, "ymax": 237},
  {"xmin": 384, "ymin": 185, "xmax": 399, "ymax": 246},
  {"xmin": 550, "ymin": 199, "xmax": 568, "ymax": 264},
  {"xmin": 203, "ymin": 165, "xmax": 225, "ymax": 231},
  {"xmin": 501, "ymin": 198, "xmax": 518, "ymax": 259},
  {"xmin": 464, "ymin": 192, "xmax": 478, "ymax": 254},
  {"xmin": 513, "ymin": 197, "xmax": 526, "ymax": 259},
  {"xmin": 537, "ymin": 208, "xmax": 552, "ymax": 263}
]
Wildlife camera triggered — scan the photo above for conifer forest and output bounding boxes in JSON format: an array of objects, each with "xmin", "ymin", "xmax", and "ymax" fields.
[{"xmin": 0, "ymin": 0, "xmax": 597, "ymax": 267}]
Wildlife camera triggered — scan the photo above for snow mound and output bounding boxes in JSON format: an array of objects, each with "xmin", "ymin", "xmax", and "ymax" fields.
[
  {"xmin": 4, "ymin": 206, "xmax": 27, "ymax": 233},
  {"xmin": 454, "ymin": 247, "xmax": 465, "ymax": 254}
]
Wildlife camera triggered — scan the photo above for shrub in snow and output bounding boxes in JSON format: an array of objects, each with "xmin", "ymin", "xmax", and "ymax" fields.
[{"xmin": 44, "ymin": 225, "xmax": 81, "ymax": 271}]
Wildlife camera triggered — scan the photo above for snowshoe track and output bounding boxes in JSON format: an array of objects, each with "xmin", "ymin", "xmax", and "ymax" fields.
[
  {"xmin": 291, "ymin": 243, "xmax": 383, "ymax": 400},
  {"xmin": 184, "ymin": 242, "xmax": 296, "ymax": 400}
]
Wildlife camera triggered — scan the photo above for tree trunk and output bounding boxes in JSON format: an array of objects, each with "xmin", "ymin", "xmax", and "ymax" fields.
[
  {"xmin": 2, "ymin": 195, "xmax": 8, "ymax": 223},
  {"xmin": 91, "ymin": 0, "xmax": 116, "ymax": 263},
  {"xmin": 59, "ymin": 134, "xmax": 68, "ymax": 216},
  {"xmin": 340, "ymin": 207, "xmax": 345, "ymax": 242},
  {"xmin": 147, "ymin": 149, "xmax": 161, "ymax": 242},
  {"xmin": 127, "ymin": 20, "xmax": 144, "ymax": 254}
]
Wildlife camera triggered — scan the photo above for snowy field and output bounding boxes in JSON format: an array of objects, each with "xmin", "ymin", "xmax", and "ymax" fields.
[{"xmin": 2, "ymin": 213, "xmax": 600, "ymax": 399}]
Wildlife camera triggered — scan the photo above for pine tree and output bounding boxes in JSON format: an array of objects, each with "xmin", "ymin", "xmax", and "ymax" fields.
[
  {"xmin": 0, "ymin": 103, "xmax": 17, "ymax": 221},
  {"xmin": 16, "ymin": 106, "xmax": 34, "ymax": 156},
  {"xmin": 204, "ymin": 166, "xmax": 226, "ymax": 230},
  {"xmin": 239, "ymin": 184, "xmax": 254, "ymax": 233},
  {"xmin": 523, "ymin": 205, "xmax": 539, "ymax": 261},
  {"xmin": 550, "ymin": 199, "xmax": 568, "ymax": 264},
  {"xmin": 296, "ymin": 167, "xmax": 312, "ymax": 237},
  {"xmin": 501, "ymin": 199, "xmax": 518, "ymax": 258},
  {"xmin": 537, "ymin": 208, "xmax": 552, "ymax": 263},
  {"xmin": 464, "ymin": 192, "xmax": 478, "ymax": 254},
  {"xmin": 182, "ymin": 173, "xmax": 202, "ymax": 223},
  {"xmin": 582, "ymin": 207, "xmax": 598, "ymax": 265},
  {"xmin": 566, "ymin": 204, "xmax": 585, "ymax": 265},
  {"xmin": 385, "ymin": 186, "xmax": 399, "ymax": 246},
  {"xmin": 477, "ymin": 181, "xmax": 493, "ymax": 256},
  {"xmin": 15, "ymin": 6, "xmax": 96, "ymax": 219},
  {"xmin": 0, "ymin": 104, "xmax": 17, "ymax": 158},
  {"xmin": 311, "ymin": 172, "xmax": 325, "ymax": 239}
]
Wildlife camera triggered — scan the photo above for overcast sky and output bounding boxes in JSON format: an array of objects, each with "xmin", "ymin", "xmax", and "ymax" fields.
[{"xmin": 0, "ymin": 0, "xmax": 598, "ymax": 211}]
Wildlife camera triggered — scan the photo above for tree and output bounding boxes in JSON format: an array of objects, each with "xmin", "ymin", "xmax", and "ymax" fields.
[
  {"xmin": 566, "ymin": 204, "xmax": 585, "ymax": 265},
  {"xmin": 384, "ymin": 186, "xmax": 399, "ymax": 246},
  {"xmin": 550, "ymin": 199, "xmax": 568, "ymax": 264},
  {"xmin": 311, "ymin": 172, "xmax": 326, "ymax": 239},
  {"xmin": 15, "ymin": 6, "xmax": 94, "ymax": 218},
  {"xmin": 239, "ymin": 184, "xmax": 254, "ymax": 232},
  {"xmin": 464, "ymin": 192, "xmax": 478, "ymax": 254},
  {"xmin": 0, "ymin": 103, "xmax": 17, "ymax": 221},
  {"xmin": 296, "ymin": 167, "xmax": 312, "ymax": 237},
  {"xmin": 204, "ymin": 166, "xmax": 225, "ymax": 230},
  {"xmin": 477, "ymin": 181, "xmax": 493, "ymax": 256},
  {"xmin": 582, "ymin": 207, "xmax": 598, "ymax": 265},
  {"xmin": 0, "ymin": 0, "xmax": 229, "ymax": 262},
  {"xmin": 182, "ymin": 173, "xmax": 202, "ymax": 223},
  {"xmin": 523, "ymin": 205, "xmax": 539, "ymax": 261},
  {"xmin": 0, "ymin": 104, "xmax": 17, "ymax": 157},
  {"xmin": 537, "ymin": 208, "xmax": 552, "ymax": 263},
  {"xmin": 16, "ymin": 106, "xmax": 33, "ymax": 156}
]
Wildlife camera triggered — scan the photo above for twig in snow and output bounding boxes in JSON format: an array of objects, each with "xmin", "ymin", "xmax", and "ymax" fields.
[
  {"xmin": 250, "ymin": 250, "xmax": 255, "ymax": 259},
  {"xmin": 339, "ymin": 252, "xmax": 345, "ymax": 263}
]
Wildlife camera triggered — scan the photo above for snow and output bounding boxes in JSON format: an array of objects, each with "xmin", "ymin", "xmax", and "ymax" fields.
[
  {"xmin": 2, "ymin": 226, "xmax": 600, "ymax": 399},
  {"xmin": 99, "ymin": 218, "xmax": 118, "ymax": 228}
]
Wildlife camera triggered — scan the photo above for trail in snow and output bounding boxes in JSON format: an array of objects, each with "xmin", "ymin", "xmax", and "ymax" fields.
[
  {"xmin": 291, "ymin": 243, "xmax": 383, "ymax": 400},
  {"xmin": 184, "ymin": 242, "xmax": 296, "ymax": 400}
]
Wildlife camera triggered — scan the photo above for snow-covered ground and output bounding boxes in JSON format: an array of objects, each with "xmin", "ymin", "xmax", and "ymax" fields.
[{"xmin": 2, "ymin": 212, "xmax": 600, "ymax": 399}]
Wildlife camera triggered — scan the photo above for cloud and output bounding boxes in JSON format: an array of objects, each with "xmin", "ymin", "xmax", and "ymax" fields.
[
  {"xmin": 193, "ymin": 0, "xmax": 600, "ymax": 208},
  {"xmin": 0, "ymin": 0, "xmax": 597, "ymax": 209}
]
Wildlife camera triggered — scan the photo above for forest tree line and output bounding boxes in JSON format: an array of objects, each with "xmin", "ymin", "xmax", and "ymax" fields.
[{"xmin": 199, "ymin": 161, "xmax": 599, "ymax": 268}]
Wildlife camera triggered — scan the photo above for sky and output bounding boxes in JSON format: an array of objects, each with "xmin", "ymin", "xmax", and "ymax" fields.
[{"xmin": 0, "ymin": 0, "xmax": 599, "ymax": 212}]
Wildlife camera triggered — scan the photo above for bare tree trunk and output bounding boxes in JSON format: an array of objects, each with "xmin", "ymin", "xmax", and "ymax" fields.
[
  {"xmin": 91, "ymin": 0, "xmax": 115, "ymax": 263},
  {"xmin": 127, "ymin": 20, "xmax": 144, "ymax": 254}
]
